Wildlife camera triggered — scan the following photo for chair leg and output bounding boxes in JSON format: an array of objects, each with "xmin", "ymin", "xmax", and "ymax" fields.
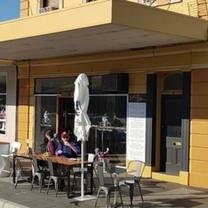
[
  {"xmin": 129, "ymin": 184, "xmax": 134, "ymax": 207},
  {"xmin": 47, "ymin": 177, "xmax": 51, "ymax": 194},
  {"xmin": 55, "ymin": 178, "xmax": 58, "ymax": 197},
  {"xmin": 71, "ymin": 174, "xmax": 76, "ymax": 192},
  {"xmin": 94, "ymin": 187, "xmax": 101, "ymax": 207},
  {"xmin": 106, "ymin": 192, "xmax": 110, "ymax": 208},
  {"xmin": 39, "ymin": 176, "xmax": 43, "ymax": 193},
  {"xmin": 137, "ymin": 183, "xmax": 144, "ymax": 202},
  {"xmin": 118, "ymin": 187, "xmax": 124, "ymax": 208},
  {"xmin": 31, "ymin": 176, "xmax": 34, "ymax": 191}
]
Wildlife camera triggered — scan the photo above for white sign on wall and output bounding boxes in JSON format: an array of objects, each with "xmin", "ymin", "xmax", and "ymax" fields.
[{"xmin": 127, "ymin": 95, "xmax": 146, "ymax": 162}]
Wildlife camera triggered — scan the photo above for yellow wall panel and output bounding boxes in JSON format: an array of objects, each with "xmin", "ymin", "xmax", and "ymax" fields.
[
  {"xmin": 191, "ymin": 119, "xmax": 208, "ymax": 134},
  {"xmin": 129, "ymin": 72, "xmax": 147, "ymax": 94},
  {"xmin": 191, "ymin": 95, "xmax": 208, "ymax": 108},
  {"xmin": 192, "ymin": 69, "xmax": 208, "ymax": 82},
  {"xmin": 191, "ymin": 108, "xmax": 208, "ymax": 119},
  {"xmin": 192, "ymin": 82, "xmax": 208, "ymax": 96},
  {"xmin": 190, "ymin": 134, "xmax": 208, "ymax": 147},
  {"xmin": 190, "ymin": 160, "xmax": 208, "ymax": 173},
  {"xmin": 190, "ymin": 69, "xmax": 208, "ymax": 187},
  {"xmin": 190, "ymin": 146, "xmax": 208, "ymax": 161},
  {"xmin": 18, "ymin": 105, "xmax": 29, "ymax": 114},
  {"xmin": 18, "ymin": 130, "xmax": 28, "ymax": 139},
  {"xmin": 189, "ymin": 172, "xmax": 208, "ymax": 188}
]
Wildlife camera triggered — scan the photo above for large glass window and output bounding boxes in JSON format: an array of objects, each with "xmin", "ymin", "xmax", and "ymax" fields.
[
  {"xmin": 0, "ymin": 76, "xmax": 6, "ymax": 135},
  {"xmin": 35, "ymin": 75, "xmax": 128, "ymax": 155},
  {"xmin": 87, "ymin": 95, "xmax": 127, "ymax": 154},
  {"xmin": 35, "ymin": 96, "xmax": 56, "ymax": 152}
]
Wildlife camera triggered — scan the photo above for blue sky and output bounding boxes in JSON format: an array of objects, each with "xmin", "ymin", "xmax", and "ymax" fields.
[{"xmin": 0, "ymin": 0, "xmax": 19, "ymax": 22}]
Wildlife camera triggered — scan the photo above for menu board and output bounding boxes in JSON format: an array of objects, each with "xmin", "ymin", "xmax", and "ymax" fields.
[{"xmin": 127, "ymin": 94, "xmax": 146, "ymax": 162}]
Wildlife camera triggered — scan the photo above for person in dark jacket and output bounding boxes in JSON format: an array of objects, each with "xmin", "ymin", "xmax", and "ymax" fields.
[{"xmin": 56, "ymin": 131, "xmax": 80, "ymax": 158}]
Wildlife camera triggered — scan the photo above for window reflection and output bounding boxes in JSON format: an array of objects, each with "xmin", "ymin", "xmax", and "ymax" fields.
[
  {"xmin": 35, "ymin": 96, "xmax": 56, "ymax": 152},
  {"xmin": 87, "ymin": 96, "xmax": 127, "ymax": 154}
]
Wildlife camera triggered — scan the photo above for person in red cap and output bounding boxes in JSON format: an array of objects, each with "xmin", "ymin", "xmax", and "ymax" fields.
[{"xmin": 55, "ymin": 131, "xmax": 80, "ymax": 158}]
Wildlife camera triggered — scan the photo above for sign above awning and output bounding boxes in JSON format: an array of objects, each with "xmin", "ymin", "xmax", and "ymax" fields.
[{"xmin": 0, "ymin": 0, "xmax": 207, "ymax": 60}]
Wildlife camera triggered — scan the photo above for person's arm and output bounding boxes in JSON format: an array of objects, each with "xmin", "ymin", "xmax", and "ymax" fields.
[
  {"xmin": 55, "ymin": 142, "xmax": 63, "ymax": 155},
  {"xmin": 47, "ymin": 140, "xmax": 55, "ymax": 155},
  {"xmin": 64, "ymin": 141, "xmax": 79, "ymax": 154}
]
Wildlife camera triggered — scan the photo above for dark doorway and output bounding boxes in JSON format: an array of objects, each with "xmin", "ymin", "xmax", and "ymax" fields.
[
  {"xmin": 58, "ymin": 97, "xmax": 74, "ymax": 134},
  {"xmin": 160, "ymin": 95, "xmax": 182, "ymax": 175}
]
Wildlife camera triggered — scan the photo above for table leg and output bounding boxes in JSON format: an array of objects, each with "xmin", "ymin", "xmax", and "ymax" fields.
[
  {"xmin": 90, "ymin": 163, "xmax": 93, "ymax": 194},
  {"xmin": 13, "ymin": 154, "xmax": 16, "ymax": 184},
  {"xmin": 67, "ymin": 168, "xmax": 71, "ymax": 198}
]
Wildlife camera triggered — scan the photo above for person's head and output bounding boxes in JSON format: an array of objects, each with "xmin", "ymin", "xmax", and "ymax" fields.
[
  {"xmin": 95, "ymin": 148, "xmax": 100, "ymax": 155},
  {"xmin": 61, "ymin": 131, "xmax": 70, "ymax": 142},
  {"xmin": 45, "ymin": 129, "xmax": 54, "ymax": 141}
]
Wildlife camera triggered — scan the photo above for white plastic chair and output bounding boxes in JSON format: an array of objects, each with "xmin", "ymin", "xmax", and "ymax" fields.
[{"xmin": 0, "ymin": 142, "xmax": 22, "ymax": 177}]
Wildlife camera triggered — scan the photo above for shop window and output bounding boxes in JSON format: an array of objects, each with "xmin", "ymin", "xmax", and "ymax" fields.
[
  {"xmin": 35, "ymin": 96, "xmax": 56, "ymax": 152},
  {"xmin": 163, "ymin": 73, "xmax": 182, "ymax": 92},
  {"xmin": 35, "ymin": 76, "xmax": 127, "ymax": 155},
  {"xmin": 39, "ymin": 0, "xmax": 59, "ymax": 14},
  {"xmin": 87, "ymin": 95, "xmax": 127, "ymax": 154},
  {"xmin": 0, "ymin": 75, "xmax": 6, "ymax": 135}
]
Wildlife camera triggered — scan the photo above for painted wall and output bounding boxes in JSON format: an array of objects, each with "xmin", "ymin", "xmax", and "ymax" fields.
[
  {"xmin": 20, "ymin": 0, "xmax": 86, "ymax": 17},
  {"xmin": 157, "ymin": 0, "xmax": 198, "ymax": 17},
  {"xmin": 19, "ymin": 0, "xmax": 204, "ymax": 19},
  {"xmin": 190, "ymin": 69, "xmax": 208, "ymax": 188}
]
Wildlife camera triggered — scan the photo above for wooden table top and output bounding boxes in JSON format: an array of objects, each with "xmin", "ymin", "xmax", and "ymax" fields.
[{"xmin": 16, "ymin": 153, "xmax": 92, "ymax": 166}]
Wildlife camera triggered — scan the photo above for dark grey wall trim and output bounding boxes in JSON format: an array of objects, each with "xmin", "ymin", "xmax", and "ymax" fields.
[
  {"xmin": 181, "ymin": 72, "xmax": 191, "ymax": 171},
  {"xmin": 146, "ymin": 74, "xmax": 157, "ymax": 166}
]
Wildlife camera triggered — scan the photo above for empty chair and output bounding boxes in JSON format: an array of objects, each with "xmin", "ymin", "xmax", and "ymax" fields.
[
  {"xmin": 1, "ymin": 142, "xmax": 22, "ymax": 177},
  {"xmin": 47, "ymin": 159, "xmax": 65, "ymax": 197},
  {"xmin": 14, "ymin": 157, "xmax": 32, "ymax": 189},
  {"xmin": 118, "ymin": 160, "xmax": 145, "ymax": 207},
  {"xmin": 94, "ymin": 165, "xmax": 123, "ymax": 208},
  {"xmin": 31, "ymin": 157, "xmax": 49, "ymax": 192}
]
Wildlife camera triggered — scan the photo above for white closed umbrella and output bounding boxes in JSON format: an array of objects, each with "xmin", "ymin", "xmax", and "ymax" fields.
[{"xmin": 74, "ymin": 73, "xmax": 95, "ymax": 201}]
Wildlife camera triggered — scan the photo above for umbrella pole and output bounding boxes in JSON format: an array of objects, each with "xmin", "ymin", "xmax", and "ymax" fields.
[
  {"xmin": 81, "ymin": 141, "xmax": 84, "ymax": 200},
  {"xmin": 74, "ymin": 140, "xmax": 96, "ymax": 201}
]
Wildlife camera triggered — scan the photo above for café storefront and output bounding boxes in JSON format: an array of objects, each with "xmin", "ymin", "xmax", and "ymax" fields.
[{"xmin": 34, "ymin": 74, "xmax": 128, "ymax": 161}]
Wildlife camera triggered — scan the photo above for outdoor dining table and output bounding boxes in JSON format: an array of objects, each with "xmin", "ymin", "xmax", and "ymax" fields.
[{"xmin": 13, "ymin": 153, "xmax": 94, "ymax": 198}]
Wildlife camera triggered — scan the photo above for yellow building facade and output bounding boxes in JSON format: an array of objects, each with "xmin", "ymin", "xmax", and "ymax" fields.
[{"xmin": 1, "ymin": 0, "xmax": 208, "ymax": 188}]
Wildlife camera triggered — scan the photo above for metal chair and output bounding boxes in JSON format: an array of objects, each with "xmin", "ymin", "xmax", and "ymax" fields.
[
  {"xmin": 14, "ymin": 157, "xmax": 32, "ymax": 189},
  {"xmin": 118, "ymin": 160, "xmax": 145, "ymax": 207},
  {"xmin": 46, "ymin": 159, "xmax": 65, "ymax": 197},
  {"xmin": 31, "ymin": 157, "xmax": 49, "ymax": 192},
  {"xmin": 94, "ymin": 164, "xmax": 123, "ymax": 208}
]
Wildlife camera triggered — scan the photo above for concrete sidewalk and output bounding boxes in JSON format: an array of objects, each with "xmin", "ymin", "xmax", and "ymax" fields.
[{"xmin": 0, "ymin": 177, "xmax": 208, "ymax": 208}]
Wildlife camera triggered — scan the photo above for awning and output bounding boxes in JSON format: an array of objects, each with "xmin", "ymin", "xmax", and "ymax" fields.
[{"xmin": 0, "ymin": 0, "xmax": 207, "ymax": 60}]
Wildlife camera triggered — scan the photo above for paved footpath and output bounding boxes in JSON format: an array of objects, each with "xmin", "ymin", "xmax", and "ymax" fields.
[{"xmin": 0, "ymin": 177, "xmax": 208, "ymax": 208}]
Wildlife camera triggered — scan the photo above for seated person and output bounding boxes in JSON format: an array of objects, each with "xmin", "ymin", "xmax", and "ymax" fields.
[
  {"xmin": 45, "ymin": 129, "xmax": 56, "ymax": 155},
  {"xmin": 40, "ymin": 129, "xmax": 55, "ymax": 156},
  {"xmin": 56, "ymin": 131, "xmax": 80, "ymax": 158}
]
